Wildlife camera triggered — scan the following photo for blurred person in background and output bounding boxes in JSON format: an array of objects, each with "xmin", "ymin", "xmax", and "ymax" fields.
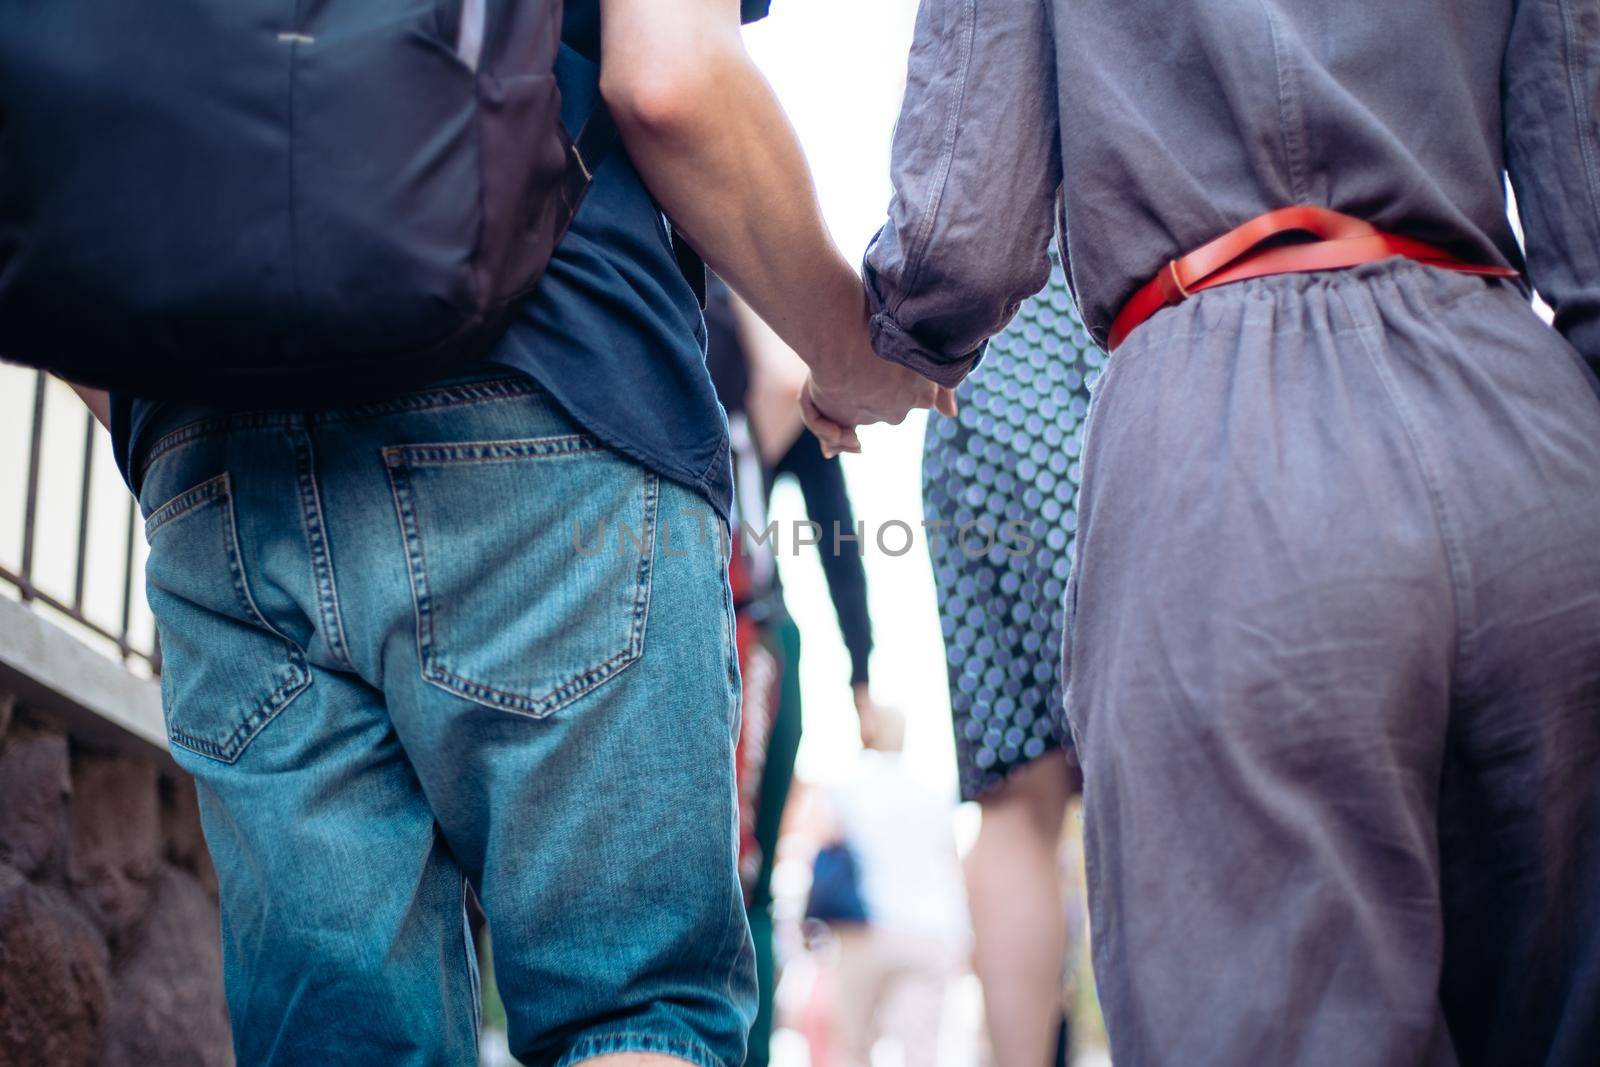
[
  {"xmin": 805, "ymin": 707, "xmax": 971, "ymax": 1067},
  {"xmin": 922, "ymin": 262, "xmax": 1092, "ymax": 1067},
  {"xmin": 705, "ymin": 278, "xmax": 891, "ymax": 1067}
]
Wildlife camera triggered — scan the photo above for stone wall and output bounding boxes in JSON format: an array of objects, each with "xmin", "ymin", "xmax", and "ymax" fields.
[{"xmin": 0, "ymin": 691, "xmax": 233, "ymax": 1066}]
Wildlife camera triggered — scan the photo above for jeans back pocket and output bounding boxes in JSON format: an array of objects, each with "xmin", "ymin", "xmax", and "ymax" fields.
[
  {"xmin": 144, "ymin": 473, "xmax": 312, "ymax": 763},
  {"xmin": 384, "ymin": 435, "xmax": 657, "ymax": 718}
]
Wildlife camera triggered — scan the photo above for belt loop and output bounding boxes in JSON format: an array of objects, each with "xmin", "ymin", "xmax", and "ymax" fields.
[
  {"xmin": 1167, "ymin": 260, "xmax": 1191, "ymax": 300},
  {"xmin": 1154, "ymin": 259, "xmax": 1189, "ymax": 308}
]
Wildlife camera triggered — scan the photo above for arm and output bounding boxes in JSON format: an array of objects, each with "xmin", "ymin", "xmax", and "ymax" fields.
[
  {"xmin": 1504, "ymin": 0, "xmax": 1600, "ymax": 379},
  {"xmin": 772, "ymin": 430, "xmax": 873, "ymax": 688},
  {"xmin": 860, "ymin": 0, "xmax": 1063, "ymax": 387},
  {"xmin": 730, "ymin": 290, "xmax": 807, "ymax": 465},
  {"xmin": 66, "ymin": 381, "xmax": 110, "ymax": 430},
  {"xmin": 599, "ymin": 0, "xmax": 943, "ymax": 438}
]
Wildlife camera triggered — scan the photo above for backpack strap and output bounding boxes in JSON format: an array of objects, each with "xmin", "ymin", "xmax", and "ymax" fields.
[
  {"xmin": 560, "ymin": 104, "xmax": 707, "ymax": 310},
  {"xmin": 571, "ymin": 103, "xmax": 620, "ymax": 185},
  {"xmin": 554, "ymin": 103, "xmax": 618, "ymax": 246},
  {"xmin": 671, "ymin": 227, "xmax": 707, "ymax": 310}
]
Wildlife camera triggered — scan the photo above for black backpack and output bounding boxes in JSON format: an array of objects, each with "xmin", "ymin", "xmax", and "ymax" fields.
[{"xmin": 0, "ymin": 0, "xmax": 613, "ymax": 404}]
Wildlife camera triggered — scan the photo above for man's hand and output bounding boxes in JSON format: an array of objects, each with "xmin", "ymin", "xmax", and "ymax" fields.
[
  {"xmin": 799, "ymin": 306, "xmax": 958, "ymax": 457},
  {"xmin": 799, "ymin": 363, "xmax": 928, "ymax": 457}
]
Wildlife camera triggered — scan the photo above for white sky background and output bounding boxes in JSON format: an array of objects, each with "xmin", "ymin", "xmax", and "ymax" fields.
[{"xmin": 744, "ymin": 1, "xmax": 963, "ymax": 797}]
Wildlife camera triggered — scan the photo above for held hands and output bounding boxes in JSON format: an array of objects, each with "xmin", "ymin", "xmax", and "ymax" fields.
[{"xmin": 798, "ymin": 320, "xmax": 958, "ymax": 457}]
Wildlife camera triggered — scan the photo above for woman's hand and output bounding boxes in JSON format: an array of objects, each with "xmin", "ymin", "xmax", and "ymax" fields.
[{"xmin": 798, "ymin": 299, "xmax": 957, "ymax": 456}]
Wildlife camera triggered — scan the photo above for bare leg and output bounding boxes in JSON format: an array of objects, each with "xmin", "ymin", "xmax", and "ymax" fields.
[
  {"xmin": 832, "ymin": 926, "xmax": 892, "ymax": 1067},
  {"xmin": 877, "ymin": 930, "xmax": 957, "ymax": 1067},
  {"xmin": 965, "ymin": 754, "xmax": 1075, "ymax": 1067}
]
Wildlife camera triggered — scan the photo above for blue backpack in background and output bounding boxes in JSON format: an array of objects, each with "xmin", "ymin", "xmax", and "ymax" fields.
[{"xmin": 805, "ymin": 841, "xmax": 870, "ymax": 926}]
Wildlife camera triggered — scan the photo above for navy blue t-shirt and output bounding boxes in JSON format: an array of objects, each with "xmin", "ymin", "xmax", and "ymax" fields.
[
  {"xmin": 483, "ymin": 41, "xmax": 732, "ymax": 517},
  {"xmin": 113, "ymin": 5, "xmax": 737, "ymax": 520}
]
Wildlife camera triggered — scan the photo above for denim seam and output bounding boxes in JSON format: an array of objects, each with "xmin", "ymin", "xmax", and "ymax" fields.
[
  {"xmin": 460, "ymin": 875, "xmax": 482, "ymax": 1040},
  {"xmin": 138, "ymin": 413, "xmax": 298, "ymax": 488},
  {"xmin": 1338, "ymin": 287, "xmax": 1477, "ymax": 677},
  {"xmin": 384, "ymin": 434, "xmax": 598, "ymax": 465},
  {"xmin": 152, "ymin": 474, "xmax": 311, "ymax": 762},
  {"xmin": 384, "ymin": 447, "xmax": 657, "ymax": 718},
  {"xmin": 168, "ymin": 664, "xmax": 310, "ymax": 763},
  {"xmin": 144, "ymin": 471, "xmax": 230, "ymax": 540},
  {"xmin": 710, "ymin": 515, "xmax": 747, "ymax": 1020},
  {"xmin": 136, "ymin": 377, "xmax": 545, "ymax": 483},
  {"xmin": 866, "ymin": 311, "xmax": 983, "ymax": 388},
  {"xmin": 313, "ymin": 376, "xmax": 543, "ymax": 424},
  {"xmin": 386, "ymin": 458, "xmax": 435, "ymax": 716},
  {"xmin": 721, "ymin": 525, "xmax": 739, "ymax": 690},
  {"xmin": 291, "ymin": 428, "xmax": 352, "ymax": 670},
  {"xmin": 557, "ymin": 1030, "xmax": 727, "ymax": 1067}
]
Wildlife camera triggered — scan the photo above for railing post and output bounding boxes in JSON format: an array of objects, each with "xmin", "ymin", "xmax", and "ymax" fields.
[
  {"xmin": 74, "ymin": 408, "xmax": 96, "ymax": 611},
  {"xmin": 19, "ymin": 370, "xmax": 47, "ymax": 600},
  {"xmin": 1, "ymin": 369, "xmax": 159, "ymax": 672},
  {"xmin": 120, "ymin": 495, "xmax": 138, "ymax": 662}
]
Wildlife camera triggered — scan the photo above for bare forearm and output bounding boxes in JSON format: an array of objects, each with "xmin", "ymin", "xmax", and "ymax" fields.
[
  {"xmin": 602, "ymin": 0, "xmax": 947, "ymax": 448},
  {"xmin": 66, "ymin": 381, "xmax": 110, "ymax": 430},
  {"xmin": 600, "ymin": 2, "xmax": 860, "ymax": 366}
]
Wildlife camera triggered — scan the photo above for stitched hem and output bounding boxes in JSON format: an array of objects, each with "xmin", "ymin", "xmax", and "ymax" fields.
[
  {"xmin": 556, "ymin": 1030, "xmax": 728, "ymax": 1067},
  {"xmin": 867, "ymin": 311, "xmax": 984, "ymax": 388}
]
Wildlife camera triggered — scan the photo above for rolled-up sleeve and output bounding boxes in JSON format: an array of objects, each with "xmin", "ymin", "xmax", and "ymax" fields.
[
  {"xmin": 1504, "ymin": 0, "xmax": 1600, "ymax": 379},
  {"xmin": 862, "ymin": 0, "xmax": 1062, "ymax": 387}
]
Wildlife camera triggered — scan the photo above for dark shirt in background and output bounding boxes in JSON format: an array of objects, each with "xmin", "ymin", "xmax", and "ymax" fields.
[{"xmin": 705, "ymin": 280, "xmax": 874, "ymax": 687}]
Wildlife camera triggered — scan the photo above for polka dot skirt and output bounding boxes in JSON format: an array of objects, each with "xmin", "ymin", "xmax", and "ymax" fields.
[{"xmin": 921, "ymin": 264, "xmax": 1102, "ymax": 802}]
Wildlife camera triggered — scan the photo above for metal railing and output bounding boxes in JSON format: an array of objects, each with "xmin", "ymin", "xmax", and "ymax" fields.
[{"xmin": 2, "ymin": 369, "xmax": 159, "ymax": 671}]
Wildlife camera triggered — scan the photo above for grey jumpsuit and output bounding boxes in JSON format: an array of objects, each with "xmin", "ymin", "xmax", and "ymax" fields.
[{"xmin": 864, "ymin": 2, "xmax": 1600, "ymax": 1064}]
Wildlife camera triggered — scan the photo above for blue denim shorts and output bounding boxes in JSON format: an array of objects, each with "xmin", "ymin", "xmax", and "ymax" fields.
[{"xmin": 135, "ymin": 372, "xmax": 755, "ymax": 1066}]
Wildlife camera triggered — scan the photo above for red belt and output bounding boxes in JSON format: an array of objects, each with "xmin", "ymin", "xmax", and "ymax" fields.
[{"xmin": 1107, "ymin": 206, "xmax": 1519, "ymax": 350}]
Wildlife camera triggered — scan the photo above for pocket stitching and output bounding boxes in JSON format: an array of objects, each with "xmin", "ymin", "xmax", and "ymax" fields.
[
  {"xmin": 384, "ymin": 442, "xmax": 657, "ymax": 718},
  {"xmin": 382, "ymin": 434, "xmax": 600, "ymax": 467},
  {"xmin": 168, "ymin": 662, "xmax": 311, "ymax": 762},
  {"xmin": 148, "ymin": 472, "xmax": 311, "ymax": 762},
  {"xmin": 144, "ymin": 471, "xmax": 230, "ymax": 540}
]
